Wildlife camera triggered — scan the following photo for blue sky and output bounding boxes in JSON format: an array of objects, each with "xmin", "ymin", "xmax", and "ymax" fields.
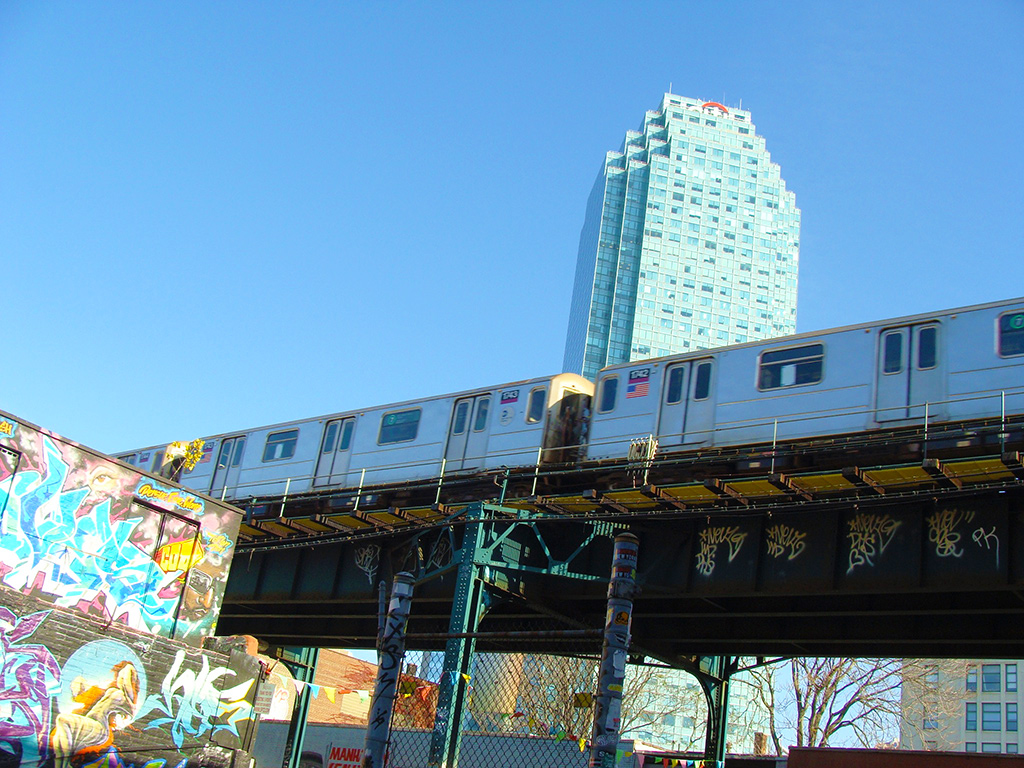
[{"xmin": 2, "ymin": 1, "xmax": 1022, "ymax": 454}]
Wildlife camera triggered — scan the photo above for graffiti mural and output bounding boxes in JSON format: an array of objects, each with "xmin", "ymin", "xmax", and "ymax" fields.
[
  {"xmin": 0, "ymin": 413, "xmax": 243, "ymax": 641},
  {"xmin": 0, "ymin": 607, "xmax": 60, "ymax": 768},
  {"xmin": 0, "ymin": 600, "xmax": 260, "ymax": 768},
  {"xmin": 137, "ymin": 649, "xmax": 254, "ymax": 749}
]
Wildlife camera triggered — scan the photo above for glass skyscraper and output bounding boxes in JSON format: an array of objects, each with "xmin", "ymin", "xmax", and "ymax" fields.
[{"xmin": 564, "ymin": 93, "xmax": 800, "ymax": 379}]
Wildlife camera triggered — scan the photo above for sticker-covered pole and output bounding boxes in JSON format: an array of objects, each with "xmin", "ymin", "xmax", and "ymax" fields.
[
  {"xmin": 589, "ymin": 532, "xmax": 639, "ymax": 768},
  {"xmin": 363, "ymin": 571, "xmax": 415, "ymax": 768}
]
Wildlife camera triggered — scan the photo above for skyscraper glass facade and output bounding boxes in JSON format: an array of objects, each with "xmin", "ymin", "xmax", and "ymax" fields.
[{"xmin": 564, "ymin": 94, "xmax": 800, "ymax": 379}]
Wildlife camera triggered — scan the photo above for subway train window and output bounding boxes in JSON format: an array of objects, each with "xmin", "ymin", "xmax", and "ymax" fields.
[
  {"xmin": 263, "ymin": 430, "xmax": 299, "ymax": 462},
  {"xmin": 526, "ymin": 387, "xmax": 546, "ymax": 423},
  {"xmin": 379, "ymin": 409, "xmax": 421, "ymax": 444},
  {"xmin": 758, "ymin": 344, "xmax": 824, "ymax": 390},
  {"xmin": 598, "ymin": 376, "xmax": 618, "ymax": 413},
  {"xmin": 999, "ymin": 311, "xmax": 1024, "ymax": 357}
]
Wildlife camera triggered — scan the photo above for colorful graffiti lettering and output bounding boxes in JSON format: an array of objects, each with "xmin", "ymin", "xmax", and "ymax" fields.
[
  {"xmin": 0, "ymin": 607, "xmax": 60, "ymax": 767},
  {"xmin": 137, "ymin": 649, "xmax": 254, "ymax": 749},
  {"xmin": 0, "ymin": 430, "xmax": 236, "ymax": 639}
]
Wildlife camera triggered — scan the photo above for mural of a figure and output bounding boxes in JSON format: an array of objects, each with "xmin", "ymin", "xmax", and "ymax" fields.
[{"xmin": 50, "ymin": 662, "xmax": 140, "ymax": 768}]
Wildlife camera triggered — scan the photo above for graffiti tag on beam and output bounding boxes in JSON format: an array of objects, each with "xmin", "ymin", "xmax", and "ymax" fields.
[
  {"xmin": 846, "ymin": 513, "xmax": 900, "ymax": 573},
  {"xmin": 696, "ymin": 526, "xmax": 747, "ymax": 576}
]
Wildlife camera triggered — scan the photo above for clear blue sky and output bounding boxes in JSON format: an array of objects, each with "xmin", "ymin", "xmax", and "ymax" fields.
[{"xmin": 3, "ymin": 1, "xmax": 1022, "ymax": 454}]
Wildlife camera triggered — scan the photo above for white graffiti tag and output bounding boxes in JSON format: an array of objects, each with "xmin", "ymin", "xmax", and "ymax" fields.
[
  {"xmin": 696, "ymin": 526, "xmax": 747, "ymax": 577},
  {"xmin": 846, "ymin": 513, "xmax": 900, "ymax": 574},
  {"xmin": 972, "ymin": 526, "xmax": 1001, "ymax": 569},
  {"xmin": 765, "ymin": 524, "xmax": 807, "ymax": 561},
  {"xmin": 355, "ymin": 544, "xmax": 380, "ymax": 586},
  {"xmin": 138, "ymin": 649, "xmax": 254, "ymax": 748}
]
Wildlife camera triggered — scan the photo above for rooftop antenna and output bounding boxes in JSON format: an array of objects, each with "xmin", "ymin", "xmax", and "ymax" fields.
[{"xmin": 669, "ymin": 81, "xmax": 673, "ymax": 95}]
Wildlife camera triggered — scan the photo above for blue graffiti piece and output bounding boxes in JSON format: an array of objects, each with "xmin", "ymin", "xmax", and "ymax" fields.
[
  {"xmin": 0, "ymin": 436, "xmax": 218, "ymax": 636},
  {"xmin": 16, "ymin": 441, "xmax": 69, "ymax": 566}
]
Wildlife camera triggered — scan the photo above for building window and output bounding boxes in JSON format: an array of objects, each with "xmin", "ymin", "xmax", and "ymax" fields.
[
  {"xmin": 965, "ymin": 743, "xmax": 977, "ymax": 752},
  {"xmin": 982, "ymin": 743, "xmax": 1001, "ymax": 753},
  {"xmin": 924, "ymin": 665, "xmax": 940, "ymax": 686},
  {"xmin": 598, "ymin": 377, "xmax": 618, "ymax": 413},
  {"xmin": 923, "ymin": 715, "xmax": 938, "ymax": 730},
  {"xmin": 758, "ymin": 344, "xmax": 824, "ymax": 390},
  {"xmin": 1008, "ymin": 664, "xmax": 1017, "ymax": 692},
  {"xmin": 982, "ymin": 703, "xmax": 1001, "ymax": 731},
  {"xmin": 1008, "ymin": 743, "xmax": 1018, "ymax": 754},
  {"xmin": 999, "ymin": 310, "xmax": 1024, "ymax": 357},
  {"xmin": 983, "ymin": 664, "xmax": 1001, "ymax": 692},
  {"xmin": 1009, "ymin": 703, "xmax": 1018, "ymax": 732},
  {"xmin": 262, "ymin": 430, "xmax": 299, "ymax": 462},
  {"xmin": 378, "ymin": 409, "xmax": 421, "ymax": 444},
  {"xmin": 967, "ymin": 666, "xmax": 978, "ymax": 692},
  {"xmin": 967, "ymin": 703, "xmax": 977, "ymax": 731}
]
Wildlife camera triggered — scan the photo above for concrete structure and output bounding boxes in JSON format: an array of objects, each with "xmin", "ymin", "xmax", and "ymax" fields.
[
  {"xmin": 564, "ymin": 93, "xmax": 800, "ymax": 380},
  {"xmin": 902, "ymin": 660, "xmax": 1020, "ymax": 756}
]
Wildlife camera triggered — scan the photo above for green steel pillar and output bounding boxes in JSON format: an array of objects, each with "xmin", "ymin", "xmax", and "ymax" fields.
[
  {"xmin": 697, "ymin": 655, "xmax": 736, "ymax": 766},
  {"xmin": 427, "ymin": 504, "xmax": 488, "ymax": 768},
  {"xmin": 279, "ymin": 646, "xmax": 320, "ymax": 768}
]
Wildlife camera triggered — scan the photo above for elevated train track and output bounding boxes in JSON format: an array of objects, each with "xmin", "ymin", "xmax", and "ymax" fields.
[{"xmin": 220, "ymin": 417, "xmax": 1024, "ymax": 659}]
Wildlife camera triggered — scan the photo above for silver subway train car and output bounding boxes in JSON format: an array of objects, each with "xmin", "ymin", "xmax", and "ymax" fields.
[{"xmin": 120, "ymin": 297, "xmax": 1024, "ymax": 505}]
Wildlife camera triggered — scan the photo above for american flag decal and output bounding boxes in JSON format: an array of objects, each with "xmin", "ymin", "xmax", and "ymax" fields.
[{"xmin": 626, "ymin": 368, "xmax": 651, "ymax": 398}]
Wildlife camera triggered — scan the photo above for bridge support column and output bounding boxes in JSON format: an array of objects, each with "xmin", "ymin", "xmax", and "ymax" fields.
[
  {"xmin": 589, "ymin": 533, "xmax": 640, "ymax": 768},
  {"xmin": 696, "ymin": 655, "xmax": 737, "ymax": 766},
  {"xmin": 279, "ymin": 646, "xmax": 320, "ymax": 768},
  {"xmin": 428, "ymin": 505, "xmax": 487, "ymax": 768},
  {"xmin": 363, "ymin": 571, "xmax": 415, "ymax": 768}
]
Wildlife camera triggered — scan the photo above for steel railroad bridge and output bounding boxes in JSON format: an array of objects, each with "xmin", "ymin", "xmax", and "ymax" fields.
[{"xmin": 220, "ymin": 417, "xmax": 1024, "ymax": 764}]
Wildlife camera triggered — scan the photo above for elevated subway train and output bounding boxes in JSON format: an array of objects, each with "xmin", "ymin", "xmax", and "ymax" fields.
[{"xmin": 119, "ymin": 296, "xmax": 1024, "ymax": 504}]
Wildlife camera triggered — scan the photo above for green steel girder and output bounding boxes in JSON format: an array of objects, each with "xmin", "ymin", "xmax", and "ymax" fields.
[{"xmin": 413, "ymin": 503, "xmax": 621, "ymax": 586}]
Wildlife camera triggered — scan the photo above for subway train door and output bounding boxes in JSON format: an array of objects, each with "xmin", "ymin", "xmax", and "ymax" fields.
[
  {"xmin": 657, "ymin": 358, "xmax": 715, "ymax": 447},
  {"xmin": 875, "ymin": 323, "xmax": 944, "ymax": 422},
  {"xmin": 210, "ymin": 436, "xmax": 246, "ymax": 499},
  {"xmin": 657, "ymin": 363, "xmax": 691, "ymax": 449},
  {"xmin": 313, "ymin": 418, "xmax": 356, "ymax": 487},
  {"xmin": 445, "ymin": 395, "xmax": 491, "ymax": 471}
]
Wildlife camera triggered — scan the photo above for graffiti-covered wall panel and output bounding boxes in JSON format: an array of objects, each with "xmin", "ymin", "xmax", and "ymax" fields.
[
  {"xmin": 0, "ymin": 584, "xmax": 261, "ymax": 768},
  {"xmin": 0, "ymin": 412, "xmax": 243, "ymax": 642}
]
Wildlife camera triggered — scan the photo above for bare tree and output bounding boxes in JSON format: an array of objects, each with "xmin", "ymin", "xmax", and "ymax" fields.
[
  {"xmin": 745, "ymin": 658, "xmax": 966, "ymax": 754},
  {"xmin": 620, "ymin": 661, "xmax": 707, "ymax": 750}
]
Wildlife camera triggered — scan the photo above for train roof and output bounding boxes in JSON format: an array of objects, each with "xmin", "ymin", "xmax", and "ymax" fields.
[{"xmin": 595, "ymin": 295, "xmax": 1024, "ymax": 374}]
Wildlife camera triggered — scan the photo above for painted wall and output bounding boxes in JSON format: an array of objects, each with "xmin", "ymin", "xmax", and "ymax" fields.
[
  {"xmin": 0, "ymin": 584, "xmax": 261, "ymax": 768},
  {"xmin": 0, "ymin": 411, "xmax": 243, "ymax": 642}
]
